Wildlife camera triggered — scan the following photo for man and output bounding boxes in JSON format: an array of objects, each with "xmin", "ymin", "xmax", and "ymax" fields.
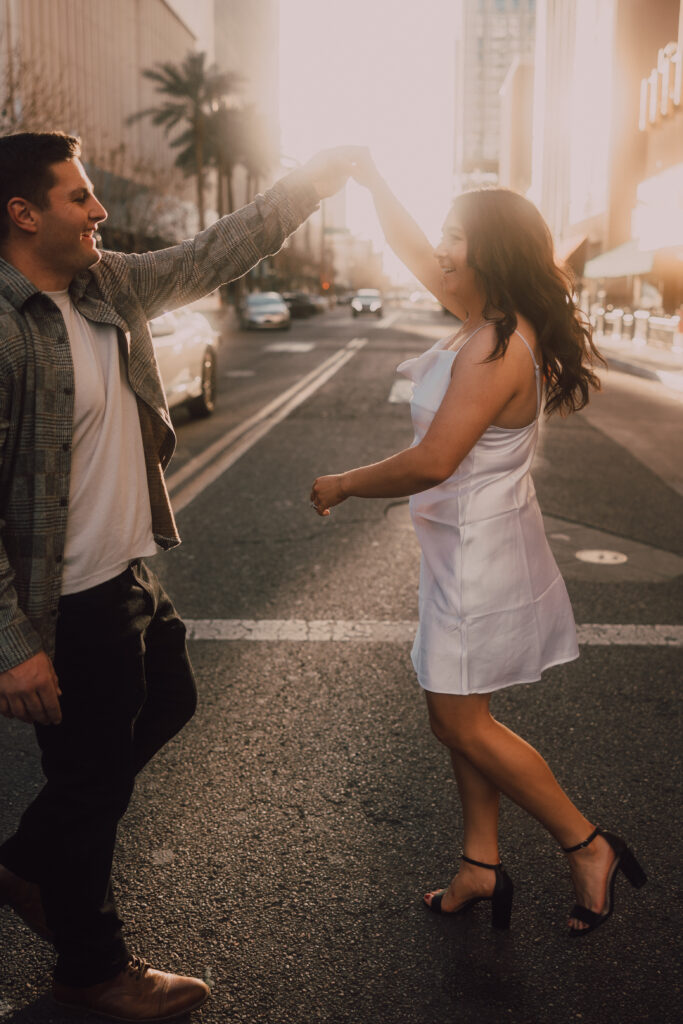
[{"xmin": 0, "ymin": 131, "xmax": 356, "ymax": 1021}]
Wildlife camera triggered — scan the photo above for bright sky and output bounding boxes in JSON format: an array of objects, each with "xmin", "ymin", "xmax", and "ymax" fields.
[{"xmin": 279, "ymin": 0, "xmax": 459, "ymax": 280}]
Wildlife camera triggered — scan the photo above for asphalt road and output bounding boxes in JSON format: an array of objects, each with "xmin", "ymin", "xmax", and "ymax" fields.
[{"xmin": 1, "ymin": 305, "xmax": 681, "ymax": 1024}]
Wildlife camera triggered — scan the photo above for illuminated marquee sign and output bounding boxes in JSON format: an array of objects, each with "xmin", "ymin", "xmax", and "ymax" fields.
[{"xmin": 639, "ymin": 42, "xmax": 682, "ymax": 130}]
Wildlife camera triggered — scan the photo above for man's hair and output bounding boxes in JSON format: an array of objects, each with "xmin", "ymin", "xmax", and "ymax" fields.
[{"xmin": 0, "ymin": 131, "xmax": 81, "ymax": 241}]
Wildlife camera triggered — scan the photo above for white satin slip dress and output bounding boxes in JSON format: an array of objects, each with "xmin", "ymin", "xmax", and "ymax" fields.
[{"xmin": 397, "ymin": 325, "xmax": 579, "ymax": 695}]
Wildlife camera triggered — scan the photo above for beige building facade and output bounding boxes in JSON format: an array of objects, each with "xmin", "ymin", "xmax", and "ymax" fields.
[
  {"xmin": 0, "ymin": 0, "xmax": 348, "ymax": 288},
  {"xmin": 1, "ymin": 0, "xmax": 195, "ymax": 182},
  {"xmin": 454, "ymin": 0, "xmax": 536, "ymax": 193},
  {"xmin": 0, "ymin": 0, "xmax": 200, "ymax": 244}
]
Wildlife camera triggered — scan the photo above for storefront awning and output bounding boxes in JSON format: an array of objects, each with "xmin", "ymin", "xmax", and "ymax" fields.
[
  {"xmin": 555, "ymin": 234, "xmax": 588, "ymax": 276},
  {"xmin": 583, "ymin": 240, "xmax": 654, "ymax": 279}
]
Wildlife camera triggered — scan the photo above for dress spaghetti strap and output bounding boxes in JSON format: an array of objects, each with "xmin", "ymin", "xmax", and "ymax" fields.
[
  {"xmin": 513, "ymin": 328, "xmax": 542, "ymax": 418},
  {"xmin": 451, "ymin": 322, "xmax": 492, "ymax": 353}
]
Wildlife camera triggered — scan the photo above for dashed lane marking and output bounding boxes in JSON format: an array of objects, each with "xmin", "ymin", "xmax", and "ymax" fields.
[
  {"xmin": 166, "ymin": 338, "xmax": 367, "ymax": 513},
  {"xmin": 184, "ymin": 620, "xmax": 683, "ymax": 646},
  {"xmin": 376, "ymin": 311, "xmax": 400, "ymax": 330},
  {"xmin": 264, "ymin": 341, "xmax": 315, "ymax": 353}
]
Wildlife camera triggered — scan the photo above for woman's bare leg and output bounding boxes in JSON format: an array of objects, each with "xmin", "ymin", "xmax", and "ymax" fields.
[
  {"xmin": 424, "ymin": 747, "xmax": 501, "ymax": 910},
  {"xmin": 451, "ymin": 748, "xmax": 500, "ymax": 861},
  {"xmin": 425, "ymin": 690, "xmax": 618, "ymax": 929}
]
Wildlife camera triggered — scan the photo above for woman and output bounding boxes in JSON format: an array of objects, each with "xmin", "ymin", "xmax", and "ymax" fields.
[{"xmin": 310, "ymin": 153, "xmax": 646, "ymax": 935}]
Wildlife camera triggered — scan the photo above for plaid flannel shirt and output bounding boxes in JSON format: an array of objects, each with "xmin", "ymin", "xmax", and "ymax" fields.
[{"xmin": 0, "ymin": 171, "xmax": 319, "ymax": 671}]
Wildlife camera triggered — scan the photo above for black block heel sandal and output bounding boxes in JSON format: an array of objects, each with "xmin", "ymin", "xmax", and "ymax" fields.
[
  {"xmin": 563, "ymin": 826, "xmax": 647, "ymax": 936},
  {"xmin": 425, "ymin": 855, "xmax": 514, "ymax": 930}
]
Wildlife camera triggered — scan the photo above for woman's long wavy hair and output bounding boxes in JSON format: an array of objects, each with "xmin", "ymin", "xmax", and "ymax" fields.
[{"xmin": 452, "ymin": 188, "xmax": 605, "ymax": 415}]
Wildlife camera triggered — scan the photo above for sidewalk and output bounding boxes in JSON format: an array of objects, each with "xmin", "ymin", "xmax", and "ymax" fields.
[{"xmin": 594, "ymin": 330, "xmax": 683, "ymax": 392}]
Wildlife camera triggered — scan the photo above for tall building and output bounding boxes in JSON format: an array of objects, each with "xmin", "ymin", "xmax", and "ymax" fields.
[
  {"xmin": 210, "ymin": 1, "xmax": 349, "ymax": 293},
  {"xmin": 454, "ymin": 0, "xmax": 536, "ymax": 193},
  {"xmin": 198, "ymin": 0, "xmax": 279, "ymax": 213},
  {"xmin": 531, "ymin": 0, "xmax": 680, "ymax": 264},
  {"xmin": 213, "ymin": 0, "xmax": 280, "ymax": 153},
  {"xmin": 498, "ymin": 56, "xmax": 534, "ymax": 193}
]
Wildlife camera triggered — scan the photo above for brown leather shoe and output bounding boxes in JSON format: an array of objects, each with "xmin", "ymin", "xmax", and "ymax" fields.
[
  {"xmin": 0, "ymin": 863, "xmax": 52, "ymax": 942},
  {"xmin": 52, "ymin": 956, "xmax": 210, "ymax": 1021}
]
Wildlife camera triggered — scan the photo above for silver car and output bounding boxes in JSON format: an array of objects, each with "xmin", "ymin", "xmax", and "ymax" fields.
[
  {"xmin": 239, "ymin": 291, "xmax": 291, "ymax": 330},
  {"xmin": 150, "ymin": 307, "xmax": 218, "ymax": 418}
]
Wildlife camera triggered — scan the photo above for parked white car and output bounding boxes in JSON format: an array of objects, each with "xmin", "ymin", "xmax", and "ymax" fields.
[{"xmin": 149, "ymin": 307, "xmax": 218, "ymax": 418}]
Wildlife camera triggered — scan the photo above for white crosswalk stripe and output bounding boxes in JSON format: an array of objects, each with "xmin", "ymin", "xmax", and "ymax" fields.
[{"xmin": 184, "ymin": 620, "xmax": 683, "ymax": 646}]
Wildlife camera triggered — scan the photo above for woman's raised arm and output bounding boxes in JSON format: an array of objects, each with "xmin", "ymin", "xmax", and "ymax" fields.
[{"xmin": 352, "ymin": 150, "xmax": 467, "ymax": 319}]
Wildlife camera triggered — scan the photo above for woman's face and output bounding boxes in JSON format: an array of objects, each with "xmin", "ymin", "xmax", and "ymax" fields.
[{"xmin": 434, "ymin": 210, "xmax": 480, "ymax": 303}]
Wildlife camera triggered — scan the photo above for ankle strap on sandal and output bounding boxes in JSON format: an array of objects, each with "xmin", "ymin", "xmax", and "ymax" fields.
[
  {"xmin": 460, "ymin": 854, "xmax": 501, "ymax": 870},
  {"xmin": 562, "ymin": 826, "xmax": 601, "ymax": 854}
]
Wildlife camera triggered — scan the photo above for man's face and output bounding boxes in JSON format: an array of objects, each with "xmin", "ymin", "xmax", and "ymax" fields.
[{"xmin": 34, "ymin": 158, "xmax": 108, "ymax": 282}]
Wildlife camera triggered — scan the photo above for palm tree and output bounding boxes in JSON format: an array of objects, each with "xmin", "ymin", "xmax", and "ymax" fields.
[
  {"xmin": 205, "ymin": 105, "xmax": 243, "ymax": 217},
  {"xmin": 129, "ymin": 52, "xmax": 242, "ymax": 229}
]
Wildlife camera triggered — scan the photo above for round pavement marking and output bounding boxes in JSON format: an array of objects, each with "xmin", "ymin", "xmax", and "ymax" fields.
[{"xmin": 575, "ymin": 549, "xmax": 628, "ymax": 565}]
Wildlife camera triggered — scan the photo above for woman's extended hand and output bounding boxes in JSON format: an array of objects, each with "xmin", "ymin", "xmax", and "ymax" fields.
[
  {"xmin": 310, "ymin": 474, "xmax": 347, "ymax": 516},
  {"xmin": 350, "ymin": 147, "xmax": 381, "ymax": 189}
]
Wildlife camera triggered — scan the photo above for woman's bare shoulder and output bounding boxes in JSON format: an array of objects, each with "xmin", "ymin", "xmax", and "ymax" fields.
[{"xmin": 512, "ymin": 314, "xmax": 540, "ymax": 354}]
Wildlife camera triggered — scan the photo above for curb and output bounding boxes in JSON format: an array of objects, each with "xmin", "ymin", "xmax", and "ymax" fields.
[{"xmin": 595, "ymin": 339, "xmax": 683, "ymax": 393}]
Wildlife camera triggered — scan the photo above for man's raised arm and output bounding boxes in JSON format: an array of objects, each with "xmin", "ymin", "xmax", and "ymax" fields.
[{"xmin": 101, "ymin": 147, "xmax": 366, "ymax": 321}]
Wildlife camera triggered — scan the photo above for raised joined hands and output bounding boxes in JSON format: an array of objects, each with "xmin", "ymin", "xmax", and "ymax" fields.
[
  {"xmin": 348, "ymin": 147, "xmax": 381, "ymax": 189},
  {"xmin": 300, "ymin": 146, "xmax": 380, "ymax": 199}
]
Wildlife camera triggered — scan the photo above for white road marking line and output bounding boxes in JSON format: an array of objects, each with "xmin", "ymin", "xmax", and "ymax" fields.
[
  {"xmin": 224, "ymin": 369, "xmax": 255, "ymax": 378},
  {"xmin": 577, "ymin": 624, "xmax": 683, "ymax": 645},
  {"xmin": 184, "ymin": 620, "xmax": 683, "ymax": 646},
  {"xmin": 264, "ymin": 341, "xmax": 315, "ymax": 353},
  {"xmin": 388, "ymin": 379, "xmax": 414, "ymax": 403},
  {"xmin": 167, "ymin": 338, "xmax": 367, "ymax": 513}
]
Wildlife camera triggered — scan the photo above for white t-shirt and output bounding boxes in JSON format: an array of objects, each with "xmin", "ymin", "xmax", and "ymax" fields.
[{"xmin": 46, "ymin": 291, "xmax": 158, "ymax": 595}]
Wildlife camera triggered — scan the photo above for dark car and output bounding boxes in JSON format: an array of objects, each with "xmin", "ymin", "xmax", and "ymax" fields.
[
  {"xmin": 239, "ymin": 291, "xmax": 291, "ymax": 330},
  {"xmin": 351, "ymin": 288, "xmax": 383, "ymax": 317},
  {"xmin": 281, "ymin": 291, "xmax": 318, "ymax": 318}
]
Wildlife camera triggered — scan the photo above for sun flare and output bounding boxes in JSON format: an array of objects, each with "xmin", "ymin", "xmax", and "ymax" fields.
[{"xmin": 279, "ymin": 0, "xmax": 459, "ymax": 278}]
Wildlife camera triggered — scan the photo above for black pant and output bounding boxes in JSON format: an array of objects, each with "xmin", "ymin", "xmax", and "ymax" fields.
[{"xmin": 0, "ymin": 560, "xmax": 197, "ymax": 986}]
